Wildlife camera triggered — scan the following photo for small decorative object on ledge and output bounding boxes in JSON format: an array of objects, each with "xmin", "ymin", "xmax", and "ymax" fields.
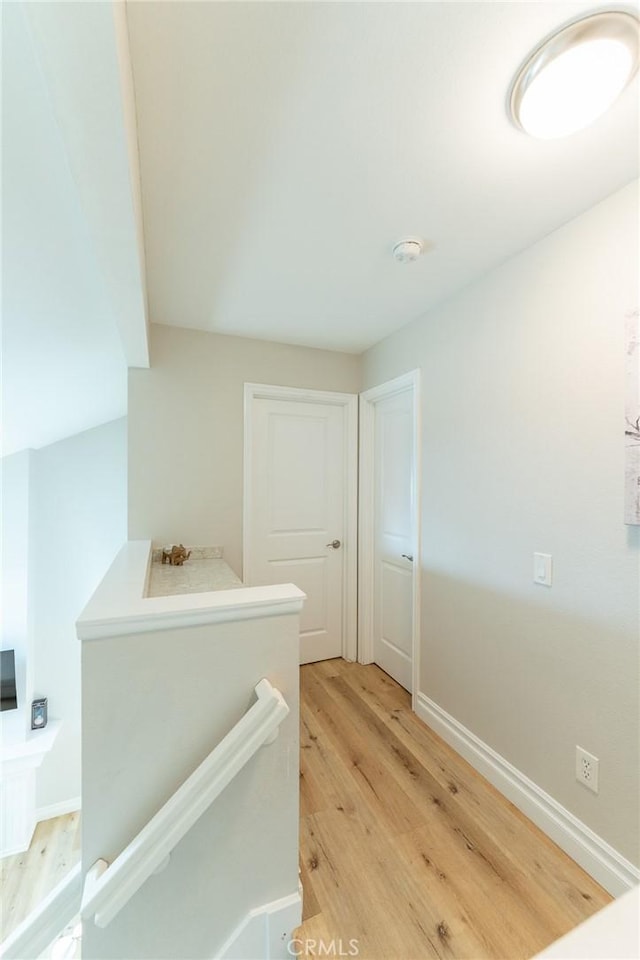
[
  {"xmin": 31, "ymin": 697, "xmax": 48, "ymax": 730},
  {"xmin": 162, "ymin": 544, "xmax": 192, "ymax": 566}
]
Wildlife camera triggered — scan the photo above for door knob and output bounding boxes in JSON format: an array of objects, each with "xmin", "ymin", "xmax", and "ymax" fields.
[
  {"xmin": 326, "ymin": 539, "xmax": 341, "ymax": 549},
  {"xmin": 401, "ymin": 554, "xmax": 414, "ymax": 562}
]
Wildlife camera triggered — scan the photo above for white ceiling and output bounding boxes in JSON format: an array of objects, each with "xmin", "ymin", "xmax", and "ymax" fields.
[
  {"xmin": 127, "ymin": 0, "xmax": 639, "ymax": 353},
  {"xmin": 1, "ymin": 4, "xmax": 126, "ymax": 457},
  {"xmin": 1, "ymin": 2, "xmax": 149, "ymax": 458},
  {"xmin": 3, "ymin": 1, "xmax": 638, "ymax": 455}
]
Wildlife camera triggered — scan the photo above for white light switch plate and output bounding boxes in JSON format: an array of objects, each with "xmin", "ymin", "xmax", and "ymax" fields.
[{"xmin": 533, "ymin": 552, "xmax": 552, "ymax": 586}]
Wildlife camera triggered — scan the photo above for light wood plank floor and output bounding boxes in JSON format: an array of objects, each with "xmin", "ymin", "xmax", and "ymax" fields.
[
  {"xmin": 0, "ymin": 812, "xmax": 81, "ymax": 940},
  {"xmin": 0, "ymin": 668, "xmax": 613, "ymax": 958},
  {"xmin": 296, "ymin": 660, "xmax": 611, "ymax": 960}
]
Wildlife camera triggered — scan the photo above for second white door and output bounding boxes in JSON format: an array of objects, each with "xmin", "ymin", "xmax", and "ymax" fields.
[
  {"xmin": 244, "ymin": 386, "xmax": 357, "ymax": 664},
  {"xmin": 372, "ymin": 386, "xmax": 416, "ymax": 691}
]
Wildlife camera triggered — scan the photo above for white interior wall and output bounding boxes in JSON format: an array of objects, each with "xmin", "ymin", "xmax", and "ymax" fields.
[
  {"xmin": 31, "ymin": 418, "xmax": 127, "ymax": 812},
  {"xmin": 362, "ymin": 180, "xmax": 640, "ymax": 865},
  {"xmin": 82, "ymin": 612, "xmax": 300, "ymax": 960},
  {"xmin": 128, "ymin": 326, "xmax": 361, "ymax": 576},
  {"xmin": 1, "ymin": 450, "xmax": 35, "ymax": 744}
]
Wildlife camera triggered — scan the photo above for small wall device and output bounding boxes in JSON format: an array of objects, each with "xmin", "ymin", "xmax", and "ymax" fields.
[{"xmin": 31, "ymin": 697, "xmax": 48, "ymax": 730}]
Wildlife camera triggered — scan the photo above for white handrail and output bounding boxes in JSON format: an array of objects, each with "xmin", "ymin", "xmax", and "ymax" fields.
[
  {"xmin": 81, "ymin": 678, "xmax": 289, "ymax": 929},
  {"xmin": 0, "ymin": 862, "xmax": 82, "ymax": 960}
]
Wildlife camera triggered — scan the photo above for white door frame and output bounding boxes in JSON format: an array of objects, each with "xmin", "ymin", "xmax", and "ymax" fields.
[
  {"xmin": 358, "ymin": 370, "xmax": 421, "ymax": 709},
  {"xmin": 243, "ymin": 382, "xmax": 359, "ymax": 662}
]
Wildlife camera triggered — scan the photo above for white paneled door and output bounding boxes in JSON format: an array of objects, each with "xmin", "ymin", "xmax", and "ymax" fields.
[
  {"xmin": 360, "ymin": 372, "xmax": 419, "ymax": 696},
  {"xmin": 244, "ymin": 385, "xmax": 357, "ymax": 664},
  {"xmin": 373, "ymin": 388, "xmax": 415, "ymax": 690}
]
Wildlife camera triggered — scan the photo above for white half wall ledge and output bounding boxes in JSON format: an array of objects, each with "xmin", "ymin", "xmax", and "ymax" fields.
[
  {"xmin": 415, "ymin": 692, "xmax": 640, "ymax": 898},
  {"xmin": 76, "ymin": 541, "xmax": 306, "ymax": 641}
]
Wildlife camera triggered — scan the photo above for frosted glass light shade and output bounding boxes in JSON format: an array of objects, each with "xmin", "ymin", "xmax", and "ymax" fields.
[{"xmin": 510, "ymin": 12, "xmax": 639, "ymax": 139}]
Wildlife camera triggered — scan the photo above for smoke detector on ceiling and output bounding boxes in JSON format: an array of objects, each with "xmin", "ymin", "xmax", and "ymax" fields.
[{"xmin": 392, "ymin": 238, "xmax": 425, "ymax": 263}]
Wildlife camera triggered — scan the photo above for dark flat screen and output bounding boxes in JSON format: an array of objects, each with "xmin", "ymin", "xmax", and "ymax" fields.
[{"xmin": 0, "ymin": 649, "xmax": 18, "ymax": 711}]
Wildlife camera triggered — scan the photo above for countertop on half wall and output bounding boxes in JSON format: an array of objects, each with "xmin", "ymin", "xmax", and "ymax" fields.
[
  {"xmin": 76, "ymin": 540, "xmax": 305, "ymax": 642},
  {"xmin": 146, "ymin": 557, "xmax": 242, "ymax": 597}
]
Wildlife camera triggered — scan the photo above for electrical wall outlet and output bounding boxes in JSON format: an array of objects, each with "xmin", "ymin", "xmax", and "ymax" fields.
[{"xmin": 576, "ymin": 746, "xmax": 599, "ymax": 794}]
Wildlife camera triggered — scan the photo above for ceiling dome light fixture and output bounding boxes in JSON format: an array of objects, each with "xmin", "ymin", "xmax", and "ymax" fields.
[
  {"xmin": 509, "ymin": 11, "xmax": 639, "ymax": 139},
  {"xmin": 392, "ymin": 238, "xmax": 424, "ymax": 263}
]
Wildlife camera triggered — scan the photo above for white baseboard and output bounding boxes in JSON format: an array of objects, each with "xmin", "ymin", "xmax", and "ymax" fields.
[
  {"xmin": 35, "ymin": 796, "xmax": 81, "ymax": 823},
  {"xmin": 415, "ymin": 692, "xmax": 640, "ymax": 898},
  {"xmin": 217, "ymin": 890, "xmax": 302, "ymax": 960}
]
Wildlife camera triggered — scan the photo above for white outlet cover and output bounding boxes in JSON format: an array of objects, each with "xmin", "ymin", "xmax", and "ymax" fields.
[{"xmin": 576, "ymin": 745, "xmax": 599, "ymax": 794}]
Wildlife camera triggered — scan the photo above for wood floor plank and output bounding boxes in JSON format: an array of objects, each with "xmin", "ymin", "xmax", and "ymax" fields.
[
  {"xmin": 292, "ymin": 912, "xmax": 343, "ymax": 957},
  {"xmin": 302, "ymin": 666, "xmax": 428, "ymax": 838},
  {"xmin": 296, "ymin": 661, "xmax": 611, "ymax": 960},
  {"xmin": 300, "ymin": 700, "xmax": 363, "ymax": 820},
  {"xmin": 0, "ymin": 664, "xmax": 613, "ymax": 960},
  {"xmin": 0, "ymin": 812, "xmax": 81, "ymax": 940},
  {"xmin": 302, "ymin": 808, "xmax": 451, "ymax": 959},
  {"xmin": 334, "ymin": 662, "xmax": 610, "ymax": 919},
  {"xmin": 308, "ymin": 669, "xmax": 565, "ymax": 951}
]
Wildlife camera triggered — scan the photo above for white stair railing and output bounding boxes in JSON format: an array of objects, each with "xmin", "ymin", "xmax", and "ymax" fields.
[
  {"xmin": 0, "ymin": 863, "xmax": 82, "ymax": 960},
  {"xmin": 82, "ymin": 678, "xmax": 289, "ymax": 928}
]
